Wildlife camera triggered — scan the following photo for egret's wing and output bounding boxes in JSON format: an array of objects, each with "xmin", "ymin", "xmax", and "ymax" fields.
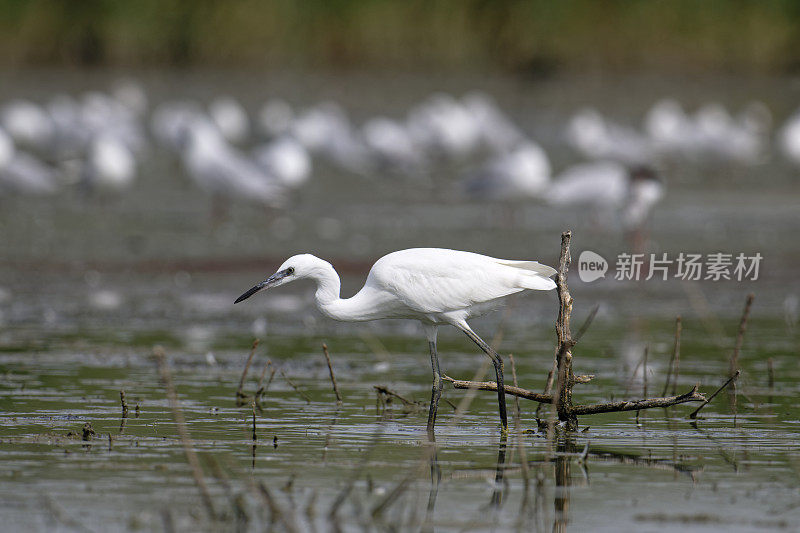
[{"xmin": 367, "ymin": 249, "xmax": 555, "ymax": 314}]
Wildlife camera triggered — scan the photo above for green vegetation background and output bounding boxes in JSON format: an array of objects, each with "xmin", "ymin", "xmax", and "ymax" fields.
[{"xmin": 2, "ymin": 0, "xmax": 800, "ymax": 73}]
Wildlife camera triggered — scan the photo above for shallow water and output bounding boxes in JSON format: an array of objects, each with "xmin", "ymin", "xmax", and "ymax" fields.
[{"xmin": 1, "ymin": 70, "xmax": 799, "ymax": 531}]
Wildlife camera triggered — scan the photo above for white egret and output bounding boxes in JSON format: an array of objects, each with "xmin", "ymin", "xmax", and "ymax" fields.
[{"xmin": 234, "ymin": 248, "xmax": 557, "ymax": 437}]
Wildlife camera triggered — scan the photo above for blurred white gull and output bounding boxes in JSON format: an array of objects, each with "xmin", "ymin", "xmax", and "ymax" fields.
[
  {"xmin": 111, "ymin": 79, "xmax": 149, "ymax": 117},
  {"xmin": 291, "ymin": 102, "xmax": 371, "ymax": 174},
  {"xmin": 362, "ymin": 116, "xmax": 425, "ymax": 173},
  {"xmin": 646, "ymin": 99, "xmax": 770, "ymax": 164},
  {"xmin": 84, "ymin": 134, "xmax": 137, "ymax": 192},
  {"xmin": 693, "ymin": 103, "xmax": 766, "ymax": 164},
  {"xmin": 779, "ymin": 108, "xmax": 800, "ymax": 166},
  {"xmin": 151, "ymin": 101, "xmax": 203, "ymax": 151},
  {"xmin": 462, "ymin": 92, "xmax": 525, "ymax": 153},
  {"xmin": 209, "ymin": 96, "xmax": 250, "ymax": 144},
  {"xmin": 567, "ymin": 108, "xmax": 654, "ymax": 165},
  {"xmin": 46, "ymin": 94, "xmax": 92, "ymax": 158},
  {"xmin": 463, "ymin": 141, "xmax": 551, "ymax": 199},
  {"xmin": 179, "ymin": 117, "xmax": 286, "ymax": 207},
  {"xmin": 407, "ymin": 94, "xmax": 482, "ymax": 159},
  {"xmin": 252, "ymin": 136, "xmax": 312, "ymax": 188},
  {"xmin": 545, "ymin": 161, "xmax": 663, "ymax": 231},
  {"xmin": 0, "ymin": 129, "xmax": 59, "ymax": 196},
  {"xmin": 0, "ymin": 99, "xmax": 55, "ymax": 152},
  {"xmin": 644, "ymin": 99, "xmax": 698, "ymax": 155},
  {"xmin": 257, "ymin": 99, "xmax": 294, "ymax": 139}
]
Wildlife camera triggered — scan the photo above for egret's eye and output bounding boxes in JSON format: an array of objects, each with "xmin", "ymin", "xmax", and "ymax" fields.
[{"xmin": 287, "ymin": 267, "xmax": 295, "ymax": 275}]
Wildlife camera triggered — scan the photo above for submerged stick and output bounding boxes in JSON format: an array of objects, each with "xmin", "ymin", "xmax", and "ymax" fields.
[
  {"xmin": 662, "ymin": 316, "xmax": 682, "ymax": 397},
  {"xmin": 153, "ymin": 346, "xmax": 215, "ymax": 518},
  {"xmin": 236, "ymin": 339, "xmax": 260, "ymax": 404},
  {"xmin": 689, "ymin": 370, "xmax": 741, "ymax": 419},
  {"xmin": 322, "ymin": 343, "xmax": 343, "ymax": 405}
]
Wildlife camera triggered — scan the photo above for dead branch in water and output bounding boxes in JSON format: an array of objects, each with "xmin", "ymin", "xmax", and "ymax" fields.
[
  {"xmin": 689, "ymin": 370, "xmax": 740, "ymax": 419},
  {"xmin": 322, "ymin": 343, "xmax": 343, "ymax": 405},
  {"xmin": 153, "ymin": 346, "xmax": 216, "ymax": 519},
  {"xmin": 373, "ymin": 385, "xmax": 423, "ymax": 410},
  {"xmin": 575, "ymin": 386, "xmax": 705, "ymax": 415},
  {"xmin": 662, "ymin": 316, "xmax": 682, "ymax": 396},
  {"xmin": 236, "ymin": 339, "xmax": 259, "ymax": 405},
  {"xmin": 730, "ymin": 294, "xmax": 754, "ymax": 377},
  {"xmin": 443, "ymin": 375, "xmax": 552, "ymax": 403}
]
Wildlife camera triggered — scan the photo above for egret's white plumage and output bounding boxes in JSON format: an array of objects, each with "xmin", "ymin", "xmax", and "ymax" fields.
[{"xmin": 235, "ymin": 248, "xmax": 557, "ymax": 436}]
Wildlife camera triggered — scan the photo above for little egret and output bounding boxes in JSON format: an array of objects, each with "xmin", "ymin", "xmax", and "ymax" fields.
[{"xmin": 234, "ymin": 248, "xmax": 557, "ymax": 436}]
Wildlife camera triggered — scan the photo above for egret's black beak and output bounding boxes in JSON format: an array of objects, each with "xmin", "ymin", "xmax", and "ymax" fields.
[{"xmin": 234, "ymin": 269, "xmax": 292, "ymax": 304}]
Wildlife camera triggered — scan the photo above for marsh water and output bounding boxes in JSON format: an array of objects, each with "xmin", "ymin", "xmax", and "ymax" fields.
[{"xmin": 1, "ymin": 70, "xmax": 799, "ymax": 532}]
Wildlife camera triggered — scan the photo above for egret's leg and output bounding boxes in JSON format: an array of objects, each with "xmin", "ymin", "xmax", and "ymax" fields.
[
  {"xmin": 460, "ymin": 327, "xmax": 508, "ymax": 431},
  {"xmin": 426, "ymin": 339, "xmax": 443, "ymax": 438}
]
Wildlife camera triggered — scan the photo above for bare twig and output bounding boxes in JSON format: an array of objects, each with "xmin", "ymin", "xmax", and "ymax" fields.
[
  {"xmin": 280, "ymin": 369, "xmax": 311, "ymax": 404},
  {"xmin": 689, "ymin": 370, "xmax": 740, "ymax": 419},
  {"xmin": 373, "ymin": 385, "xmax": 422, "ymax": 408},
  {"xmin": 573, "ymin": 304, "xmax": 600, "ymax": 344},
  {"xmin": 236, "ymin": 339, "xmax": 259, "ymax": 405},
  {"xmin": 554, "ymin": 231, "xmax": 577, "ymax": 430},
  {"xmin": 730, "ymin": 294, "xmax": 754, "ymax": 377},
  {"xmin": 153, "ymin": 346, "xmax": 216, "ymax": 518},
  {"xmin": 443, "ymin": 375, "xmax": 552, "ymax": 403},
  {"xmin": 120, "ymin": 390, "xmax": 129, "ymax": 418},
  {"xmin": 322, "ymin": 343, "xmax": 343, "ymax": 405},
  {"xmin": 662, "ymin": 316, "xmax": 682, "ymax": 397},
  {"xmin": 509, "ymin": 354, "xmax": 530, "ymax": 485},
  {"xmin": 252, "ymin": 401, "xmax": 257, "ymax": 442},
  {"xmin": 767, "ymin": 357, "xmax": 774, "ymax": 389},
  {"xmin": 575, "ymin": 386, "xmax": 705, "ymax": 415}
]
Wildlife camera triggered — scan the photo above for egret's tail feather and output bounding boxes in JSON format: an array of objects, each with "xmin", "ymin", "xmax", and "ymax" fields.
[
  {"xmin": 497, "ymin": 259, "xmax": 558, "ymax": 278},
  {"xmin": 518, "ymin": 273, "xmax": 557, "ymax": 291}
]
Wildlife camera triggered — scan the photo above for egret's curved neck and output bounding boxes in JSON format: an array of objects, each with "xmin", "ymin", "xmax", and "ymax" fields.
[{"xmin": 310, "ymin": 260, "xmax": 375, "ymax": 322}]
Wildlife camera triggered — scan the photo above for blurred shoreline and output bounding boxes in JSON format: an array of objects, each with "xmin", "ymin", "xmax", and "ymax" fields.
[{"xmin": 2, "ymin": 1, "xmax": 800, "ymax": 74}]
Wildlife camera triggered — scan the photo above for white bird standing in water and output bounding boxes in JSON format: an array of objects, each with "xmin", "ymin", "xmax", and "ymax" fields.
[{"xmin": 234, "ymin": 248, "xmax": 557, "ymax": 437}]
